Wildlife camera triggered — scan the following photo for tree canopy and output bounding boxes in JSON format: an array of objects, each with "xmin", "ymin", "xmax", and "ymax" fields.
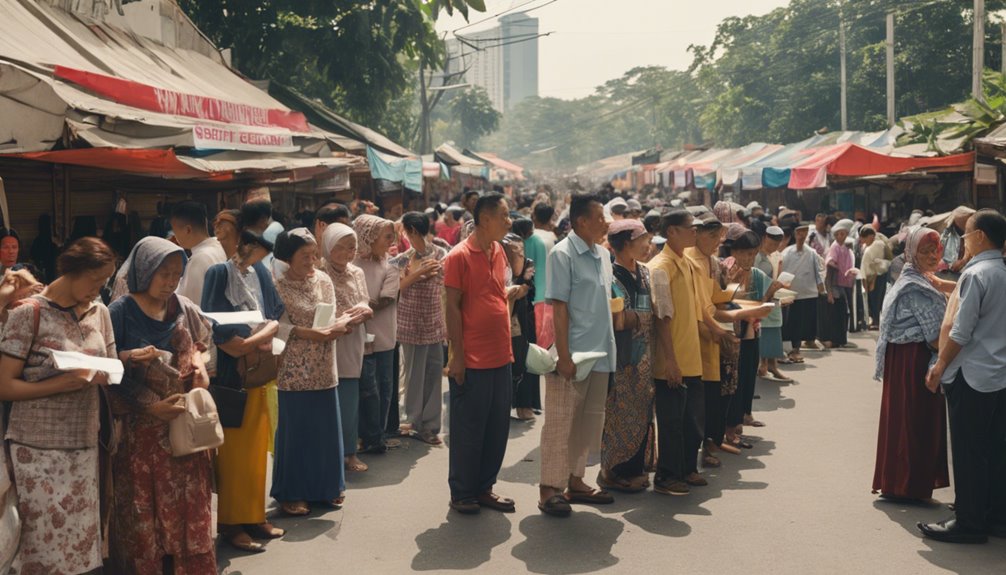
[{"xmin": 485, "ymin": 0, "xmax": 1006, "ymax": 172}]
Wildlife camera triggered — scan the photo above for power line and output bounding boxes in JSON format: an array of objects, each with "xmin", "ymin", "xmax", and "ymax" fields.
[{"xmin": 452, "ymin": 0, "xmax": 559, "ymax": 34}]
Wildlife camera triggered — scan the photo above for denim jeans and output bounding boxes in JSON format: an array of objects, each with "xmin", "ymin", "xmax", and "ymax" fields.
[{"xmin": 359, "ymin": 350, "xmax": 395, "ymax": 449}]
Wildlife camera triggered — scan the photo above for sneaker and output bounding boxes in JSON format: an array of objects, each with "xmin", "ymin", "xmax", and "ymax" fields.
[{"xmin": 653, "ymin": 478, "xmax": 690, "ymax": 496}]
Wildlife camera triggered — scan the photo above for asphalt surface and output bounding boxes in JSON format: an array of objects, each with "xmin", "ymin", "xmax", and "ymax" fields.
[{"xmin": 218, "ymin": 332, "xmax": 1006, "ymax": 574}]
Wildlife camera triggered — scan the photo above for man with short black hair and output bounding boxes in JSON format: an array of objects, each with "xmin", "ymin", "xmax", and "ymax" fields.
[
  {"xmin": 859, "ymin": 227, "xmax": 891, "ymax": 330},
  {"xmin": 314, "ymin": 203, "xmax": 352, "ymax": 240},
  {"xmin": 645, "ymin": 209, "xmax": 703, "ymax": 496},
  {"xmin": 444, "ymin": 192, "xmax": 518, "ymax": 515},
  {"xmin": 538, "ymin": 194, "xmax": 617, "ymax": 517},
  {"xmin": 170, "ymin": 201, "xmax": 225, "ymax": 304},
  {"xmin": 920, "ymin": 209, "xmax": 1006, "ymax": 544}
]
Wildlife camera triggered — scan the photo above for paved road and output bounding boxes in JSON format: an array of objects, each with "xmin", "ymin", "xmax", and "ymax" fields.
[{"xmin": 218, "ymin": 332, "xmax": 1006, "ymax": 574}]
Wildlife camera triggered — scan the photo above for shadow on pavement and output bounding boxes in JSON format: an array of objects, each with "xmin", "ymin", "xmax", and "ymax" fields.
[
  {"xmin": 497, "ymin": 446, "xmax": 542, "ymax": 485},
  {"xmin": 755, "ymin": 379, "xmax": 797, "ymax": 412},
  {"xmin": 511, "ymin": 512, "xmax": 623, "ymax": 574},
  {"xmin": 412, "ymin": 510, "xmax": 512, "ymax": 571},
  {"xmin": 345, "ymin": 438, "xmax": 437, "ymax": 489}
]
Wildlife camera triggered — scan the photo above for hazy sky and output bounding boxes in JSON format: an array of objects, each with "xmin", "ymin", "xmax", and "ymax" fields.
[{"xmin": 436, "ymin": 0, "xmax": 791, "ymax": 100}]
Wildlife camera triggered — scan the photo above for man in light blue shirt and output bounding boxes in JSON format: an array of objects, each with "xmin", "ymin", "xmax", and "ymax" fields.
[
  {"xmin": 920, "ymin": 209, "xmax": 1006, "ymax": 544},
  {"xmin": 538, "ymin": 194, "xmax": 617, "ymax": 517}
]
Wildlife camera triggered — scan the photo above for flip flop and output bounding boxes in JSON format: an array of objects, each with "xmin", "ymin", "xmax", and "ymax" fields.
[
  {"xmin": 597, "ymin": 471, "xmax": 647, "ymax": 493},
  {"xmin": 281, "ymin": 502, "xmax": 310, "ymax": 516}
]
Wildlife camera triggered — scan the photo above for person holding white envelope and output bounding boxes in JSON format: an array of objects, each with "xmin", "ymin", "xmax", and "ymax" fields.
[
  {"xmin": 538, "ymin": 194, "xmax": 617, "ymax": 517},
  {"xmin": 0, "ymin": 237, "xmax": 117, "ymax": 575}
]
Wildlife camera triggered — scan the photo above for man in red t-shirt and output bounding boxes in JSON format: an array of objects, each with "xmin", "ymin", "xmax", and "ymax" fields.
[{"xmin": 444, "ymin": 192, "xmax": 523, "ymax": 514}]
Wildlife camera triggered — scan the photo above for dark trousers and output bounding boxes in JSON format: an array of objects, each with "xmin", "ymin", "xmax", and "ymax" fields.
[
  {"xmin": 611, "ymin": 433, "xmax": 648, "ymax": 479},
  {"xmin": 739, "ymin": 339, "xmax": 760, "ymax": 417},
  {"xmin": 360, "ymin": 350, "xmax": 395, "ymax": 449},
  {"xmin": 448, "ymin": 365, "xmax": 512, "ymax": 501},
  {"xmin": 654, "ymin": 377, "xmax": 702, "ymax": 481},
  {"xmin": 944, "ymin": 370, "xmax": 1006, "ymax": 532},
  {"xmin": 704, "ymin": 380, "xmax": 723, "ymax": 446},
  {"xmin": 867, "ymin": 274, "xmax": 887, "ymax": 326}
]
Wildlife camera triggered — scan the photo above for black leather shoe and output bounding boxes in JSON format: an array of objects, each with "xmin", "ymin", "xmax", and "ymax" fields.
[{"xmin": 917, "ymin": 519, "xmax": 988, "ymax": 544}]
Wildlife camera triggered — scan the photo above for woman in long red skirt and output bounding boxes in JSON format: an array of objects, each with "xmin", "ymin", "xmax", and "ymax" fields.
[{"xmin": 873, "ymin": 227, "xmax": 951, "ymax": 502}]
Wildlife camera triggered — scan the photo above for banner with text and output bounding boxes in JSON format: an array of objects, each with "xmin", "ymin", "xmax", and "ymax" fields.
[{"xmin": 192, "ymin": 125, "xmax": 299, "ymax": 153}]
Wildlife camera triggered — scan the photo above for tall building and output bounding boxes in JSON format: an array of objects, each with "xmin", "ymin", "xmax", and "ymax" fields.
[
  {"xmin": 500, "ymin": 13, "xmax": 539, "ymax": 111},
  {"xmin": 440, "ymin": 12, "xmax": 539, "ymax": 112}
]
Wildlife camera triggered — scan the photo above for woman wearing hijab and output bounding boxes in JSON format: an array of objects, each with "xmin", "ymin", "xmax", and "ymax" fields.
[
  {"xmin": 321, "ymin": 224, "xmax": 374, "ymax": 473},
  {"xmin": 598, "ymin": 219, "xmax": 655, "ymax": 492},
  {"xmin": 107, "ymin": 237, "xmax": 216, "ymax": 573},
  {"xmin": 872, "ymin": 227, "xmax": 950, "ymax": 502},
  {"xmin": 200, "ymin": 230, "xmax": 284, "ymax": 553},
  {"xmin": 352, "ymin": 215, "xmax": 400, "ymax": 454},
  {"xmin": 270, "ymin": 229, "xmax": 366, "ymax": 516},
  {"xmin": 821, "ymin": 219, "xmax": 856, "ymax": 349}
]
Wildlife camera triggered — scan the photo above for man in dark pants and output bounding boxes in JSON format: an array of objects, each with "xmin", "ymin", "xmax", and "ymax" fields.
[
  {"xmin": 645, "ymin": 210, "xmax": 704, "ymax": 495},
  {"xmin": 444, "ymin": 193, "xmax": 518, "ymax": 514},
  {"xmin": 920, "ymin": 209, "xmax": 1006, "ymax": 544}
]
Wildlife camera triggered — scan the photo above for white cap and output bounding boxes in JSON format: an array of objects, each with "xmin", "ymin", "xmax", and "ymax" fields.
[
  {"xmin": 747, "ymin": 201, "xmax": 763, "ymax": 210},
  {"xmin": 766, "ymin": 225, "xmax": 784, "ymax": 237}
]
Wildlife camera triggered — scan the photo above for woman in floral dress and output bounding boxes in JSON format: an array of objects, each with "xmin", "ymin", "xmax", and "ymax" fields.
[
  {"xmin": 598, "ymin": 220, "xmax": 655, "ymax": 492},
  {"xmin": 107, "ymin": 237, "xmax": 216, "ymax": 574},
  {"xmin": 270, "ymin": 229, "xmax": 365, "ymax": 515},
  {"xmin": 0, "ymin": 237, "xmax": 117, "ymax": 575}
]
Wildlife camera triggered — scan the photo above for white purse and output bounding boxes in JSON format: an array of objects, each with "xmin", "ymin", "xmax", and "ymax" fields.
[{"xmin": 169, "ymin": 388, "xmax": 225, "ymax": 457}]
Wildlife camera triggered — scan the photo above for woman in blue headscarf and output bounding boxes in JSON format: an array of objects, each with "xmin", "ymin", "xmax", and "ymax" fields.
[{"xmin": 107, "ymin": 236, "xmax": 217, "ymax": 573}]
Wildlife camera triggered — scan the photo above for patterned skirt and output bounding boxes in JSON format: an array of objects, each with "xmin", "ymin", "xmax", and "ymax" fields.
[
  {"xmin": 601, "ymin": 351, "xmax": 654, "ymax": 471},
  {"xmin": 11, "ymin": 444, "xmax": 101, "ymax": 575},
  {"xmin": 109, "ymin": 422, "xmax": 215, "ymax": 574}
]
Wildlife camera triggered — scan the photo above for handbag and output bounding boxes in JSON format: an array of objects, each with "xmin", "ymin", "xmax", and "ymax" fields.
[
  {"xmin": 236, "ymin": 349, "xmax": 278, "ymax": 389},
  {"xmin": 168, "ymin": 388, "xmax": 224, "ymax": 457},
  {"xmin": 207, "ymin": 384, "xmax": 247, "ymax": 429}
]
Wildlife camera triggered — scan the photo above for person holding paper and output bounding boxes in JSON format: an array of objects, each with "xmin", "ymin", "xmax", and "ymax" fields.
[
  {"xmin": 0, "ymin": 237, "xmax": 117, "ymax": 575},
  {"xmin": 721, "ymin": 226, "xmax": 781, "ymax": 438},
  {"xmin": 755, "ymin": 226, "xmax": 791, "ymax": 382},
  {"xmin": 201, "ymin": 229, "xmax": 284, "ymax": 554},
  {"xmin": 538, "ymin": 194, "xmax": 617, "ymax": 517},
  {"xmin": 822, "ymin": 219, "xmax": 856, "ymax": 350},
  {"xmin": 270, "ymin": 229, "xmax": 364, "ymax": 518},
  {"xmin": 353, "ymin": 215, "xmax": 401, "ymax": 454},
  {"xmin": 105, "ymin": 236, "xmax": 217, "ymax": 574},
  {"xmin": 391, "ymin": 212, "xmax": 448, "ymax": 445},
  {"xmin": 321, "ymin": 224, "xmax": 374, "ymax": 474},
  {"xmin": 781, "ymin": 223, "xmax": 825, "ymax": 364}
]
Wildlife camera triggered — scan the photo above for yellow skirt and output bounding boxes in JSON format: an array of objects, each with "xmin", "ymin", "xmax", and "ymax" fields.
[{"xmin": 215, "ymin": 383, "xmax": 274, "ymax": 525}]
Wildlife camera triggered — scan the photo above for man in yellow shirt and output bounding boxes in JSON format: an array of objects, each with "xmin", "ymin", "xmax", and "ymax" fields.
[{"xmin": 645, "ymin": 210, "xmax": 703, "ymax": 495}]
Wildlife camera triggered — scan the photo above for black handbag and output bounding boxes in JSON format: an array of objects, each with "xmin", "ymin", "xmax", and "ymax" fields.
[{"xmin": 207, "ymin": 384, "xmax": 247, "ymax": 429}]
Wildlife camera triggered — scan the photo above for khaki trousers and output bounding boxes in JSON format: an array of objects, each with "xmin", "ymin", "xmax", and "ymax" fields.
[{"xmin": 540, "ymin": 371, "xmax": 609, "ymax": 489}]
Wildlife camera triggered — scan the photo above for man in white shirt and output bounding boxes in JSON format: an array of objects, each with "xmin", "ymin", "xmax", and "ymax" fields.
[
  {"xmin": 171, "ymin": 201, "xmax": 226, "ymax": 304},
  {"xmin": 859, "ymin": 227, "xmax": 891, "ymax": 330}
]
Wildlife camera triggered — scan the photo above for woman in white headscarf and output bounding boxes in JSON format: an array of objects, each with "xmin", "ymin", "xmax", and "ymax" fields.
[
  {"xmin": 821, "ymin": 219, "xmax": 856, "ymax": 349},
  {"xmin": 321, "ymin": 224, "xmax": 374, "ymax": 473}
]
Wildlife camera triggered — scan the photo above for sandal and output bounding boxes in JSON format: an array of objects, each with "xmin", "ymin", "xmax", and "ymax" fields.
[
  {"xmin": 345, "ymin": 458, "xmax": 368, "ymax": 472},
  {"xmin": 418, "ymin": 431, "xmax": 443, "ymax": 446},
  {"xmin": 246, "ymin": 522, "xmax": 285, "ymax": 540},
  {"xmin": 719, "ymin": 442, "xmax": 741, "ymax": 455},
  {"xmin": 281, "ymin": 502, "xmax": 310, "ymax": 516},
  {"xmin": 597, "ymin": 470, "xmax": 646, "ymax": 493},
  {"xmin": 703, "ymin": 455, "xmax": 721, "ymax": 468},
  {"xmin": 565, "ymin": 488, "xmax": 614, "ymax": 505},
  {"xmin": 328, "ymin": 493, "xmax": 346, "ymax": 509},
  {"xmin": 449, "ymin": 498, "xmax": 481, "ymax": 514},
  {"xmin": 226, "ymin": 531, "xmax": 266, "ymax": 554},
  {"xmin": 538, "ymin": 494, "xmax": 572, "ymax": 517}
]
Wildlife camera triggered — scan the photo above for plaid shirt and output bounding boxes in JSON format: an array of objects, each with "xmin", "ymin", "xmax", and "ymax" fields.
[{"xmin": 391, "ymin": 244, "xmax": 448, "ymax": 345}]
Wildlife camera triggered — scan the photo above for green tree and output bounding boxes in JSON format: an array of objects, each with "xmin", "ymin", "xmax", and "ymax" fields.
[
  {"xmin": 450, "ymin": 87, "xmax": 501, "ymax": 149},
  {"xmin": 177, "ymin": 1, "xmax": 485, "ymax": 142}
]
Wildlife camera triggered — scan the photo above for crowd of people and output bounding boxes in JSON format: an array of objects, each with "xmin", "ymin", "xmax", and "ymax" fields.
[{"xmin": 0, "ymin": 188, "xmax": 1001, "ymax": 574}]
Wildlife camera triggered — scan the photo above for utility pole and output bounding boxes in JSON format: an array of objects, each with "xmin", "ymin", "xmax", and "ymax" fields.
[
  {"xmin": 886, "ymin": 12, "xmax": 895, "ymax": 127},
  {"xmin": 1001, "ymin": 20, "xmax": 1005, "ymax": 77},
  {"xmin": 839, "ymin": 1, "xmax": 848, "ymax": 131},
  {"xmin": 974, "ymin": 0, "xmax": 985, "ymax": 101}
]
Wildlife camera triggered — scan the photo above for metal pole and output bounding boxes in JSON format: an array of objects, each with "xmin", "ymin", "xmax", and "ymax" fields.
[
  {"xmin": 974, "ymin": 0, "xmax": 985, "ymax": 101},
  {"xmin": 839, "ymin": 2, "xmax": 848, "ymax": 131},
  {"xmin": 886, "ymin": 12, "xmax": 895, "ymax": 127},
  {"xmin": 1001, "ymin": 20, "xmax": 1005, "ymax": 77}
]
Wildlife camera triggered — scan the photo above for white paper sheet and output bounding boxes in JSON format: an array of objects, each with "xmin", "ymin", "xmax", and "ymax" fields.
[
  {"xmin": 50, "ymin": 350, "xmax": 124, "ymax": 384},
  {"xmin": 312, "ymin": 303, "xmax": 334, "ymax": 329},
  {"xmin": 271, "ymin": 338, "xmax": 286, "ymax": 356},
  {"xmin": 202, "ymin": 310, "xmax": 265, "ymax": 325},
  {"xmin": 777, "ymin": 271, "xmax": 795, "ymax": 286}
]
